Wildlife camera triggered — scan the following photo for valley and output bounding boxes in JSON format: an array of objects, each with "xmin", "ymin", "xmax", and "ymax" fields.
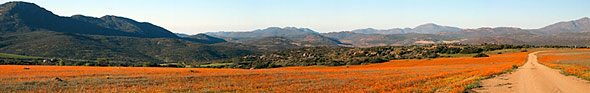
[
  {"xmin": 0, "ymin": 50, "xmax": 531, "ymax": 92},
  {"xmin": 2, "ymin": 1, "xmax": 590, "ymax": 92}
]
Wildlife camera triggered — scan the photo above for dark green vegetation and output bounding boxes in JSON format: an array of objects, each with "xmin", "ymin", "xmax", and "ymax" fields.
[
  {"xmin": 0, "ymin": 31, "xmax": 257, "ymax": 65},
  {"xmin": 183, "ymin": 34, "xmax": 227, "ymax": 44},
  {"xmin": 473, "ymin": 53, "xmax": 490, "ymax": 58},
  {"xmin": 0, "ymin": 52, "xmax": 47, "ymax": 65},
  {"xmin": 202, "ymin": 44, "xmax": 577, "ymax": 69}
]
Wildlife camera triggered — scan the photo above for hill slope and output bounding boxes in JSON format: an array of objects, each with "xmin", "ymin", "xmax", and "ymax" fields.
[
  {"xmin": 206, "ymin": 27, "xmax": 344, "ymax": 47},
  {"xmin": 0, "ymin": 1, "xmax": 178, "ymax": 38},
  {"xmin": 0, "ymin": 31, "xmax": 257, "ymax": 63},
  {"xmin": 0, "ymin": 1, "xmax": 258, "ymax": 63}
]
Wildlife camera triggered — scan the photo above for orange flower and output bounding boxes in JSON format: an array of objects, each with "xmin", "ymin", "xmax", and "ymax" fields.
[{"xmin": 0, "ymin": 52, "xmax": 530, "ymax": 92}]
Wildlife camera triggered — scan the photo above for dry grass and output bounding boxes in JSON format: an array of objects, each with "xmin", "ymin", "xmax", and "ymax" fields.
[{"xmin": 0, "ymin": 52, "xmax": 530, "ymax": 92}]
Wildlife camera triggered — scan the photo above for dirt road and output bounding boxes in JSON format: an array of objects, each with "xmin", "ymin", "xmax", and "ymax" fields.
[{"xmin": 475, "ymin": 52, "xmax": 590, "ymax": 93}]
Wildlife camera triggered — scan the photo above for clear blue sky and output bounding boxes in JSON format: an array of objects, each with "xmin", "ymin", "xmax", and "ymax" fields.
[{"xmin": 2, "ymin": 0, "xmax": 589, "ymax": 34}]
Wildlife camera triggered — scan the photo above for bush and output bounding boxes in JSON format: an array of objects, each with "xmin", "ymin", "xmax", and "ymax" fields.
[
  {"xmin": 57, "ymin": 60, "xmax": 64, "ymax": 66},
  {"xmin": 473, "ymin": 53, "xmax": 489, "ymax": 58},
  {"xmin": 512, "ymin": 65, "xmax": 518, "ymax": 69},
  {"xmin": 143, "ymin": 62, "xmax": 158, "ymax": 67},
  {"xmin": 84, "ymin": 63, "xmax": 94, "ymax": 66}
]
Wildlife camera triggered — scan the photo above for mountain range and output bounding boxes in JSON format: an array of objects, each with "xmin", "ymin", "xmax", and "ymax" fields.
[
  {"xmin": 204, "ymin": 27, "xmax": 345, "ymax": 48},
  {"xmin": 349, "ymin": 23, "xmax": 462, "ymax": 34},
  {"xmin": 204, "ymin": 17, "xmax": 590, "ymax": 47},
  {"xmin": 0, "ymin": 1, "xmax": 258, "ymax": 63},
  {"xmin": 2, "ymin": 1, "xmax": 590, "ymax": 64}
]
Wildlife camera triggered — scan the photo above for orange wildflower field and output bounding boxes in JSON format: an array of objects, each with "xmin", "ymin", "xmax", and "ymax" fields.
[
  {"xmin": 0, "ymin": 52, "xmax": 530, "ymax": 92},
  {"xmin": 538, "ymin": 49, "xmax": 590, "ymax": 80}
]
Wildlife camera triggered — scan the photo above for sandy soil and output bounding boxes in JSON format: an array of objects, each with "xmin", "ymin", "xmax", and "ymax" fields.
[{"xmin": 474, "ymin": 52, "xmax": 590, "ymax": 93}]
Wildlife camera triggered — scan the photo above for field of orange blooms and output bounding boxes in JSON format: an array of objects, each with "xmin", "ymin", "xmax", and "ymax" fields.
[
  {"xmin": 538, "ymin": 49, "xmax": 590, "ymax": 80},
  {"xmin": 0, "ymin": 52, "xmax": 530, "ymax": 92}
]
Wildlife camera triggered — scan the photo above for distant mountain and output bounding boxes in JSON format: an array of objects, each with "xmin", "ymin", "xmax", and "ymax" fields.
[
  {"xmin": 350, "ymin": 23, "xmax": 461, "ymax": 34},
  {"xmin": 0, "ymin": 1, "xmax": 178, "ymax": 38},
  {"xmin": 205, "ymin": 27, "xmax": 319, "ymax": 38},
  {"xmin": 183, "ymin": 34, "xmax": 227, "ymax": 44},
  {"xmin": 537, "ymin": 17, "xmax": 590, "ymax": 34},
  {"xmin": 206, "ymin": 27, "xmax": 344, "ymax": 48},
  {"xmin": 322, "ymin": 32, "xmax": 459, "ymax": 47},
  {"xmin": 346, "ymin": 19, "xmax": 590, "ymax": 46},
  {"xmin": 175, "ymin": 33, "xmax": 190, "ymax": 37},
  {"xmin": 438, "ymin": 27, "xmax": 532, "ymax": 38},
  {"xmin": 411, "ymin": 23, "xmax": 462, "ymax": 33},
  {"xmin": 350, "ymin": 28, "xmax": 409, "ymax": 34}
]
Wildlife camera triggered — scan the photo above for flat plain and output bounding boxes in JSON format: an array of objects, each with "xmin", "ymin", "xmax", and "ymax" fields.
[{"xmin": 0, "ymin": 52, "xmax": 530, "ymax": 92}]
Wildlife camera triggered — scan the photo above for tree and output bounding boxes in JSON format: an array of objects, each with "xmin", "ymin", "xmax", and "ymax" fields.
[
  {"xmin": 473, "ymin": 53, "xmax": 489, "ymax": 58},
  {"xmin": 57, "ymin": 59, "xmax": 64, "ymax": 66},
  {"xmin": 96, "ymin": 58, "xmax": 108, "ymax": 66},
  {"xmin": 143, "ymin": 62, "xmax": 157, "ymax": 67},
  {"xmin": 84, "ymin": 63, "xmax": 94, "ymax": 66},
  {"xmin": 73, "ymin": 62, "xmax": 81, "ymax": 66}
]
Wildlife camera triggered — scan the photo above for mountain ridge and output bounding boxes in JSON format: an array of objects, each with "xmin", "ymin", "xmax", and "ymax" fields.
[
  {"xmin": 348, "ymin": 23, "xmax": 461, "ymax": 34},
  {"xmin": 0, "ymin": 1, "xmax": 258, "ymax": 64},
  {"xmin": 0, "ymin": 1, "xmax": 178, "ymax": 38}
]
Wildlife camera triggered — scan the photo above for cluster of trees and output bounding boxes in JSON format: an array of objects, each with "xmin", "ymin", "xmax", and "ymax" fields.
[
  {"xmin": 202, "ymin": 44, "xmax": 570, "ymax": 69},
  {"xmin": 0, "ymin": 58, "xmax": 47, "ymax": 65},
  {"xmin": 0, "ymin": 55, "xmax": 197, "ymax": 68},
  {"xmin": 1, "ymin": 57, "xmax": 145, "ymax": 67},
  {"xmin": 2, "ymin": 43, "xmax": 583, "ymax": 69}
]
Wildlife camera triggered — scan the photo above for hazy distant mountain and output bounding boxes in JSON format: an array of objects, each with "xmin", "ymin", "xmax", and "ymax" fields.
[
  {"xmin": 438, "ymin": 27, "xmax": 532, "ymax": 38},
  {"xmin": 0, "ymin": 1, "xmax": 178, "ymax": 38},
  {"xmin": 350, "ymin": 23, "xmax": 461, "ymax": 34},
  {"xmin": 322, "ymin": 32, "xmax": 459, "ymax": 47},
  {"xmin": 537, "ymin": 17, "xmax": 590, "ymax": 34},
  {"xmin": 411, "ymin": 23, "xmax": 462, "ymax": 33},
  {"xmin": 350, "ymin": 28, "xmax": 409, "ymax": 34},
  {"xmin": 175, "ymin": 33, "xmax": 190, "ymax": 37},
  {"xmin": 205, "ymin": 27, "xmax": 319, "ymax": 38},
  {"xmin": 205, "ymin": 27, "xmax": 344, "ymax": 47},
  {"xmin": 440, "ymin": 17, "xmax": 590, "ymax": 46}
]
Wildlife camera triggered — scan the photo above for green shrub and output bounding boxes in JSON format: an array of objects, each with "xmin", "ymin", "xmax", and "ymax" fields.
[
  {"xmin": 84, "ymin": 63, "xmax": 94, "ymax": 66},
  {"xmin": 473, "ymin": 53, "xmax": 489, "ymax": 58},
  {"xmin": 512, "ymin": 65, "xmax": 519, "ymax": 69},
  {"xmin": 143, "ymin": 62, "xmax": 158, "ymax": 67}
]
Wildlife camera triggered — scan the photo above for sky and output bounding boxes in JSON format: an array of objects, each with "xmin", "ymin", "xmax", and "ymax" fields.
[{"xmin": 1, "ymin": 0, "xmax": 590, "ymax": 34}]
